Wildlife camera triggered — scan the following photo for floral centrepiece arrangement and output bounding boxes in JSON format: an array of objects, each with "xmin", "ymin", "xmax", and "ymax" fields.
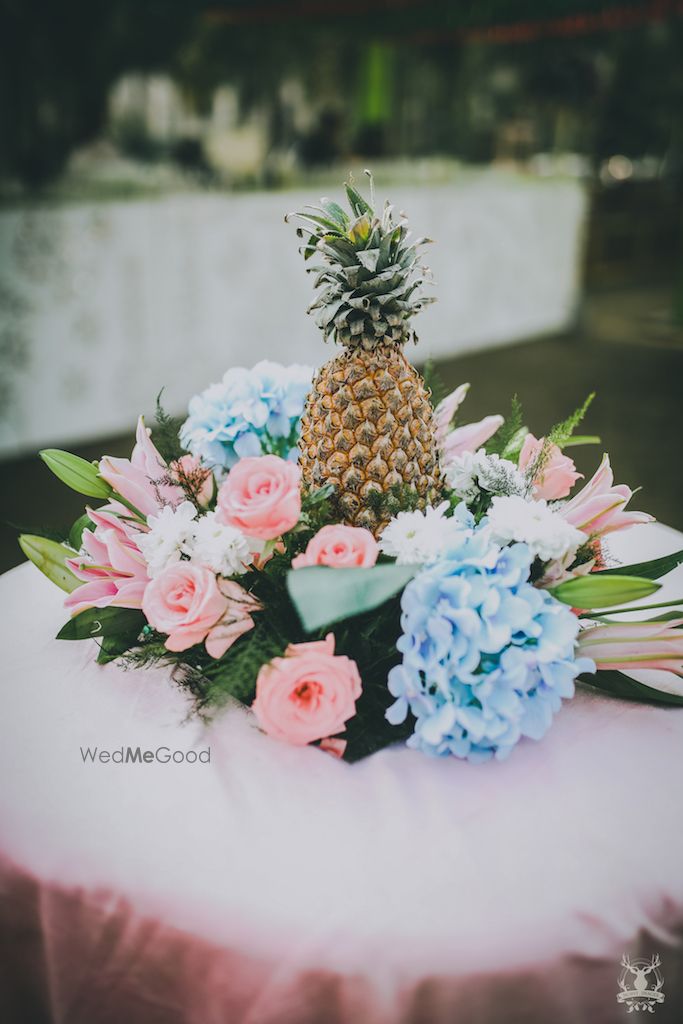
[{"xmin": 21, "ymin": 174, "xmax": 683, "ymax": 764}]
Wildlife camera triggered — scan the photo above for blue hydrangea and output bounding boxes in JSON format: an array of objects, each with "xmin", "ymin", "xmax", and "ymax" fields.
[
  {"xmin": 180, "ymin": 361, "xmax": 313, "ymax": 471},
  {"xmin": 386, "ymin": 528, "xmax": 593, "ymax": 762}
]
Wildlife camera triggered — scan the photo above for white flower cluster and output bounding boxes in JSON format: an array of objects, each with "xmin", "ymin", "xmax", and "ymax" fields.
[
  {"xmin": 444, "ymin": 450, "xmax": 527, "ymax": 505},
  {"xmin": 485, "ymin": 495, "xmax": 584, "ymax": 563},
  {"xmin": 137, "ymin": 501, "xmax": 252, "ymax": 578},
  {"xmin": 379, "ymin": 502, "xmax": 470, "ymax": 564}
]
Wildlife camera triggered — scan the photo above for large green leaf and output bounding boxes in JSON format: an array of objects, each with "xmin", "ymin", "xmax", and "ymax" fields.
[
  {"xmin": 595, "ymin": 548, "xmax": 683, "ymax": 581},
  {"xmin": 40, "ymin": 449, "xmax": 112, "ymax": 499},
  {"xmin": 96, "ymin": 633, "xmax": 141, "ymax": 665},
  {"xmin": 580, "ymin": 669, "xmax": 683, "ymax": 707},
  {"xmin": 551, "ymin": 574, "xmax": 660, "ymax": 609},
  {"xmin": 287, "ymin": 564, "xmax": 415, "ymax": 633},
  {"xmin": 19, "ymin": 534, "xmax": 80, "ymax": 593},
  {"xmin": 57, "ymin": 606, "xmax": 145, "ymax": 641}
]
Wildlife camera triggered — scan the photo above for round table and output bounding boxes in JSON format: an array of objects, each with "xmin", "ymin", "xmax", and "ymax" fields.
[{"xmin": 1, "ymin": 523, "xmax": 683, "ymax": 1024}]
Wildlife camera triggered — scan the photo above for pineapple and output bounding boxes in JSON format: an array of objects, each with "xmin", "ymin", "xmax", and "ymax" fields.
[{"xmin": 288, "ymin": 172, "xmax": 441, "ymax": 535}]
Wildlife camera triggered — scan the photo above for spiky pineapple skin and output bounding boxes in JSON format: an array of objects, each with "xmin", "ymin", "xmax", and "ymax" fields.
[{"xmin": 299, "ymin": 342, "xmax": 441, "ymax": 535}]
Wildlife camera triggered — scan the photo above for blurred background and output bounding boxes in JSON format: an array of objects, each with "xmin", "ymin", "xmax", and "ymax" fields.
[{"xmin": 1, "ymin": 0, "xmax": 682, "ymax": 571}]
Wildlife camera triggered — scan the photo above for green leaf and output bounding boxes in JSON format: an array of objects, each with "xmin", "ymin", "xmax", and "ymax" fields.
[
  {"xmin": 57, "ymin": 606, "xmax": 145, "ymax": 641},
  {"xmin": 563, "ymin": 435, "xmax": 601, "ymax": 447},
  {"xmin": 287, "ymin": 564, "xmax": 416, "ymax": 633},
  {"xmin": 485, "ymin": 395, "xmax": 526, "ymax": 458},
  {"xmin": 19, "ymin": 534, "xmax": 80, "ymax": 593},
  {"xmin": 40, "ymin": 449, "xmax": 112, "ymax": 499},
  {"xmin": 345, "ymin": 181, "xmax": 373, "ymax": 217},
  {"xmin": 547, "ymin": 392, "xmax": 595, "ymax": 449},
  {"xmin": 96, "ymin": 634, "xmax": 140, "ymax": 665},
  {"xmin": 551, "ymin": 574, "xmax": 661, "ymax": 609},
  {"xmin": 68, "ymin": 513, "xmax": 94, "ymax": 551},
  {"xmin": 595, "ymin": 548, "xmax": 683, "ymax": 582},
  {"xmin": 320, "ymin": 199, "xmax": 349, "ymax": 228},
  {"xmin": 579, "ymin": 669, "xmax": 683, "ymax": 707}
]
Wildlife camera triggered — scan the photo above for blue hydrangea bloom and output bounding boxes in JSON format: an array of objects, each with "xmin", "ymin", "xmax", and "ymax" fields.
[
  {"xmin": 180, "ymin": 361, "xmax": 313, "ymax": 471},
  {"xmin": 386, "ymin": 529, "xmax": 593, "ymax": 762}
]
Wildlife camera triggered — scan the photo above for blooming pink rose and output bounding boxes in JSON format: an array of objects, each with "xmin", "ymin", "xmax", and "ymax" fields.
[
  {"xmin": 252, "ymin": 633, "xmax": 362, "ymax": 746},
  {"xmin": 142, "ymin": 563, "xmax": 227, "ymax": 653},
  {"xmin": 65, "ymin": 505, "xmax": 149, "ymax": 616},
  {"xmin": 216, "ymin": 454, "xmax": 301, "ymax": 540},
  {"xmin": 170, "ymin": 454, "xmax": 214, "ymax": 508},
  {"xmin": 205, "ymin": 579, "xmax": 262, "ymax": 659},
  {"xmin": 291, "ymin": 524, "xmax": 379, "ymax": 569},
  {"xmin": 441, "ymin": 414, "xmax": 503, "ymax": 462},
  {"xmin": 518, "ymin": 433, "xmax": 582, "ymax": 500},
  {"xmin": 558, "ymin": 454, "xmax": 653, "ymax": 537},
  {"xmin": 99, "ymin": 416, "xmax": 185, "ymax": 518}
]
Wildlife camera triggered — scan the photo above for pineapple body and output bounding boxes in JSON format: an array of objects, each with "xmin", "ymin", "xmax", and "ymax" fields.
[{"xmin": 299, "ymin": 342, "xmax": 441, "ymax": 534}]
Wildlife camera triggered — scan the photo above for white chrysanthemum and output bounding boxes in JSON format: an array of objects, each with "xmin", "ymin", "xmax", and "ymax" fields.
[
  {"xmin": 485, "ymin": 495, "xmax": 584, "ymax": 563},
  {"xmin": 379, "ymin": 502, "xmax": 470, "ymax": 564},
  {"xmin": 444, "ymin": 450, "xmax": 526, "ymax": 503},
  {"xmin": 190, "ymin": 512, "xmax": 252, "ymax": 576},
  {"xmin": 137, "ymin": 500, "xmax": 198, "ymax": 577}
]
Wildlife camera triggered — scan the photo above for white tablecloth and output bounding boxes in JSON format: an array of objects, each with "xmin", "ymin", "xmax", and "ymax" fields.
[{"xmin": 1, "ymin": 523, "xmax": 682, "ymax": 1023}]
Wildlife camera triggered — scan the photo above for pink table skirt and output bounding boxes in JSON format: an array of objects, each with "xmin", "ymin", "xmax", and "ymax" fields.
[{"xmin": 1, "ymin": 523, "xmax": 683, "ymax": 1023}]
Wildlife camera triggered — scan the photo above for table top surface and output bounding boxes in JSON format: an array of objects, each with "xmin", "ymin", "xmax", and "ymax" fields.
[{"xmin": 1, "ymin": 522, "xmax": 683, "ymax": 985}]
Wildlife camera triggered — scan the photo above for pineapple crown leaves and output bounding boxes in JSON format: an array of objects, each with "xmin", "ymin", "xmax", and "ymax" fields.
[{"xmin": 286, "ymin": 169, "xmax": 435, "ymax": 349}]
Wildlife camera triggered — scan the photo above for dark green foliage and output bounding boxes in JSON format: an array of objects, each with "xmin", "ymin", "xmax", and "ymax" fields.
[
  {"xmin": 365, "ymin": 483, "xmax": 425, "ymax": 519},
  {"xmin": 548, "ymin": 392, "xmax": 595, "ymax": 449},
  {"xmin": 485, "ymin": 395, "xmax": 525, "ymax": 458},
  {"xmin": 332, "ymin": 594, "xmax": 414, "ymax": 761},
  {"xmin": 58, "ymin": 606, "xmax": 145, "ymax": 641},
  {"xmin": 198, "ymin": 620, "xmax": 287, "ymax": 707},
  {"xmin": 153, "ymin": 392, "xmax": 185, "ymax": 463},
  {"xmin": 579, "ymin": 670, "xmax": 683, "ymax": 707}
]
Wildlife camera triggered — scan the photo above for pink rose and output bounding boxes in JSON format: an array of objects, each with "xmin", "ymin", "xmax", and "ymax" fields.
[
  {"xmin": 292, "ymin": 524, "xmax": 379, "ymax": 569},
  {"xmin": 252, "ymin": 633, "xmax": 362, "ymax": 746},
  {"xmin": 205, "ymin": 579, "xmax": 262, "ymax": 659},
  {"xmin": 518, "ymin": 433, "xmax": 582, "ymax": 500},
  {"xmin": 216, "ymin": 455, "xmax": 301, "ymax": 541},
  {"xmin": 142, "ymin": 563, "xmax": 227, "ymax": 652}
]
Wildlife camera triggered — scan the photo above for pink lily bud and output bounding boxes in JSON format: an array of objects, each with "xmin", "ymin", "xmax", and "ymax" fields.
[
  {"xmin": 518, "ymin": 433, "xmax": 582, "ymax": 500},
  {"xmin": 99, "ymin": 416, "xmax": 185, "ymax": 518},
  {"xmin": 578, "ymin": 618, "xmax": 683, "ymax": 675},
  {"xmin": 433, "ymin": 383, "xmax": 470, "ymax": 446},
  {"xmin": 558, "ymin": 454, "xmax": 653, "ymax": 538},
  {"xmin": 441, "ymin": 415, "xmax": 504, "ymax": 462}
]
